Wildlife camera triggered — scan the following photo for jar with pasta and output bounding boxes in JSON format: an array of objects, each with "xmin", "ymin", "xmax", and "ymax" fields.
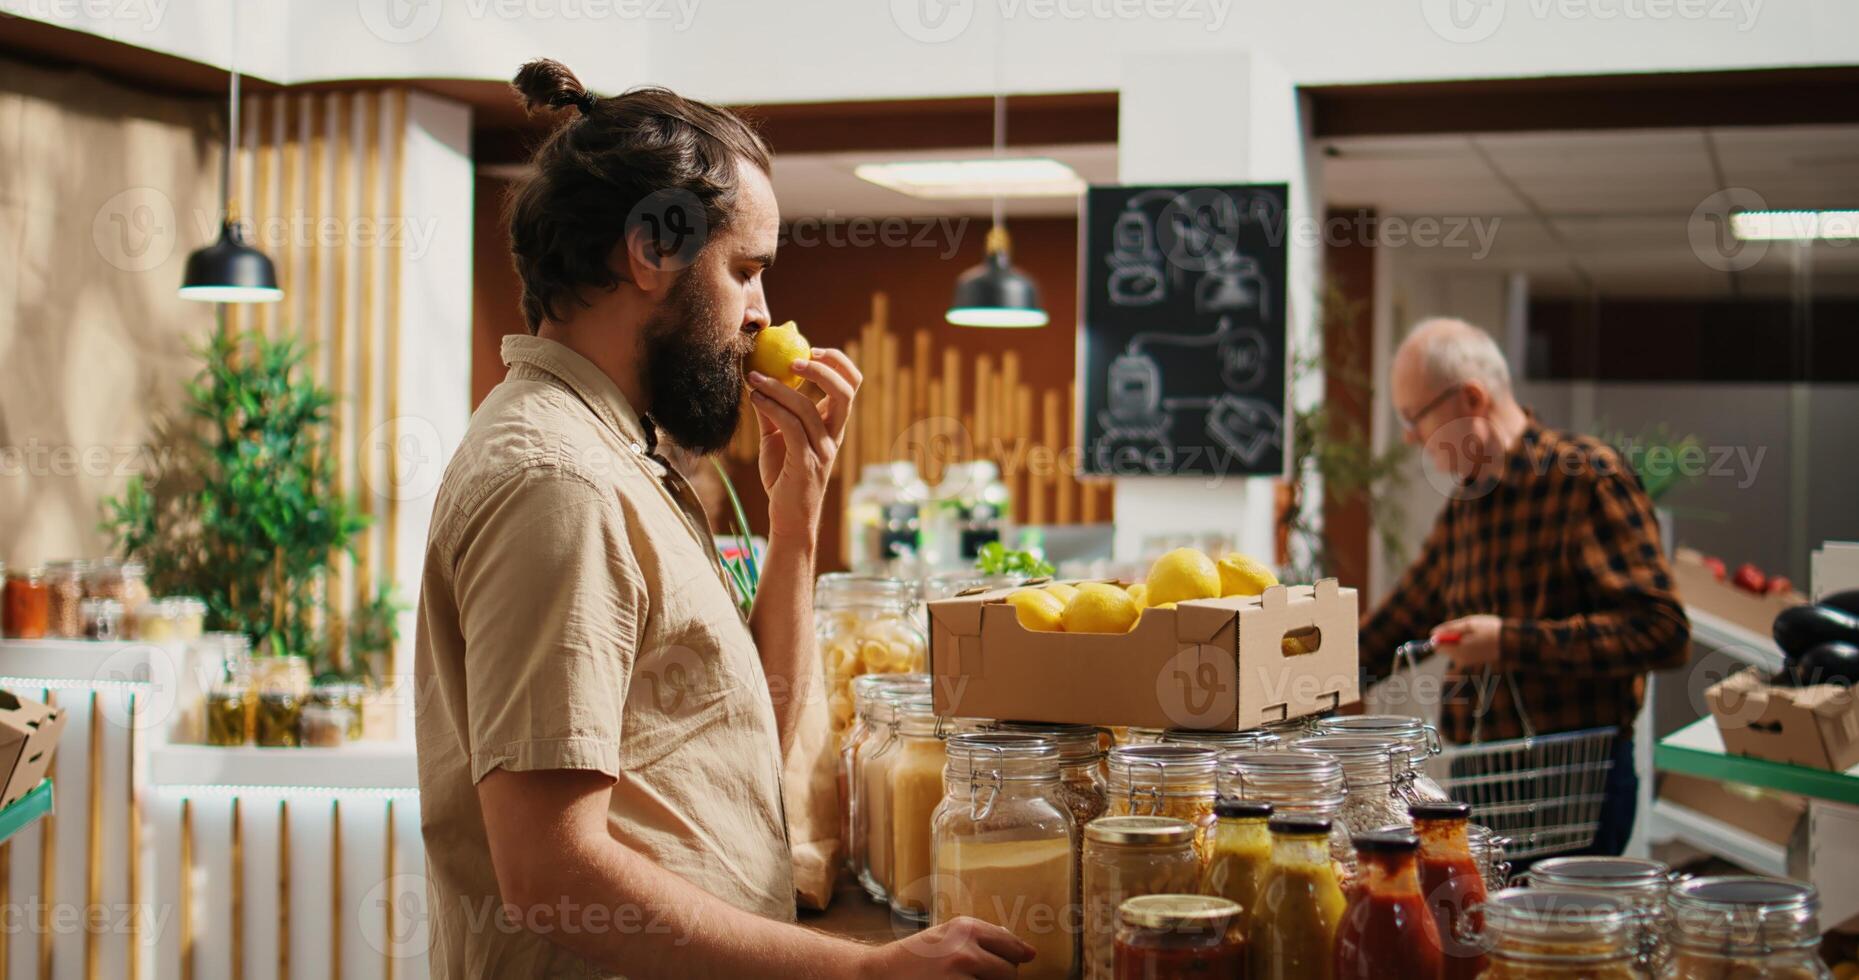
[
  {"xmin": 1216, "ymin": 749, "xmax": 1356, "ymax": 885},
  {"xmin": 887, "ymin": 693, "xmax": 945, "ymax": 922},
  {"xmin": 1312, "ymin": 713, "xmax": 1448, "ymax": 802},
  {"xmin": 816, "ymin": 574, "xmax": 925, "ymax": 748},
  {"xmin": 1082, "ymin": 816, "xmax": 1201, "ymax": 980},
  {"xmin": 932, "ymin": 733, "xmax": 1075, "ymax": 980},
  {"xmin": 1290, "ymin": 733, "xmax": 1412, "ymax": 835},
  {"xmin": 843, "ymin": 673, "xmax": 929, "ymax": 884},
  {"xmin": 1665, "ymin": 876, "xmax": 1830, "ymax": 980},
  {"xmin": 1528, "ymin": 856, "xmax": 1672, "ymax": 976},
  {"xmin": 1481, "ymin": 888, "xmax": 1645, "ymax": 980},
  {"xmin": 44, "ymin": 560, "xmax": 88, "ymax": 638},
  {"xmin": 1106, "ymin": 744, "xmax": 1218, "ymax": 860}
]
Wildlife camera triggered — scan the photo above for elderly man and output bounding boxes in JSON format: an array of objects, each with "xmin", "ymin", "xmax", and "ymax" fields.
[{"xmin": 1359, "ymin": 317, "xmax": 1690, "ymax": 857}]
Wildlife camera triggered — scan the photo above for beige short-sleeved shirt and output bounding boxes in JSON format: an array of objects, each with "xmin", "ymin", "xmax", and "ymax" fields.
[{"xmin": 414, "ymin": 335, "xmax": 794, "ymax": 979}]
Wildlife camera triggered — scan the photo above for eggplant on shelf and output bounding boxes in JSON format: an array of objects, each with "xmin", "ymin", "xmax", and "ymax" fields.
[
  {"xmin": 1781, "ymin": 641, "xmax": 1859, "ymax": 689},
  {"xmin": 1772, "ymin": 603, "xmax": 1859, "ymax": 661}
]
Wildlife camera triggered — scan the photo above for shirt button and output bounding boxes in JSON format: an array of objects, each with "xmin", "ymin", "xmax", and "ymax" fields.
[{"xmin": 630, "ymin": 441, "xmax": 644, "ymax": 455}]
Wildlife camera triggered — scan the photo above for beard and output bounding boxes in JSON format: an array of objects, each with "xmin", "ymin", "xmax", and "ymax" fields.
[{"xmin": 640, "ymin": 269, "xmax": 753, "ymax": 456}]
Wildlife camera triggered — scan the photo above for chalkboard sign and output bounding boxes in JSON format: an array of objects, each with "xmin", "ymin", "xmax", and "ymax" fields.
[{"xmin": 1079, "ymin": 184, "xmax": 1289, "ymax": 477}]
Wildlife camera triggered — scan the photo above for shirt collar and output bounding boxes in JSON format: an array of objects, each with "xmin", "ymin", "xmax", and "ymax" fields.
[
  {"xmin": 1504, "ymin": 412, "xmax": 1549, "ymax": 482},
  {"xmin": 501, "ymin": 334, "xmax": 654, "ymax": 457}
]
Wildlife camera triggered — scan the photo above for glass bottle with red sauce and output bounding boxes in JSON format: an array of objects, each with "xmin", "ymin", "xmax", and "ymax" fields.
[
  {"xmin": 1334, "ymin": 830, "xmax": 1443, "ymax": 979},
  {"xmin": 1411, "ymin": 800, "xmax": 1488, "ymax": 980}
]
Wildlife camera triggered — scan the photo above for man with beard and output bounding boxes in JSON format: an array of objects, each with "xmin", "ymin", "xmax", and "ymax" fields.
[{"xmin": 413, "ymin": 61, "xmax": 1035, "ymax": 979}]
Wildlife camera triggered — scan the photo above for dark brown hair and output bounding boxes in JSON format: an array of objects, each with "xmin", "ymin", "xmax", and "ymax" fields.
[{"xmin": 505, "ymin": 59, "xmax": 772, "ymax": 332}]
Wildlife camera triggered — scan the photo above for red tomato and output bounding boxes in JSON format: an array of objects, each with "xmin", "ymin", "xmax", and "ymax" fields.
[
  {"xmin": 1703, "ymin": 557, "xmax": 1727, "ymax": 581},
  {"xmin": 1733, "ymin": 563, "xmax": 1768, "ymax": 594},
  {"xmin": 1767, "ymin": 576, "xmax": 1793, "ymax": 596}
]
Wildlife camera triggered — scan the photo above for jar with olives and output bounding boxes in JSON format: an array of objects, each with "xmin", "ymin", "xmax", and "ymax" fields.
[{"xmin": 253, "ymin": 656, "xmax": 312, "ymax": 747}]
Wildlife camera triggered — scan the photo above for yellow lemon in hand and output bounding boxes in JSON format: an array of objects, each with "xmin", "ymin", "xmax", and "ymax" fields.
[
  {"xmin": 1146, "ymin": 548, "xmax": 1221, "ymax": 607},
  {"xmin": 1062, "ymin": 583, "xmax": 1141, "ymax": 634},
  {"xmin": 1043, "ymin": 583, "xmax": 1080, "ymax": 606},
  {"xmin": 1218, "ymin": 553, "xmax": 1279, "ymax": 597},
  {"xmin": 1005, "ymin": 589, "xmax": 1066, "ymax": 632},
  {"xmin": 749, "ymin": 321, "xmax": 810, "ymax": 389},
  {"xmin": 1126, "ymin": 583, "xmax": 1148, "ymax": 607}
]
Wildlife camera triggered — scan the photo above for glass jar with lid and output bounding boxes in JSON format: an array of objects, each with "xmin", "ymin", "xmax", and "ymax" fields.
[
  {"xmin": 84, "ymin": 558, "xmax": 151, "ymax": 615},
  {"xmin": 79, "ymin": 597, "xmax": 124, "ymax": 640},
  {"xmin": 1469, "ymin": 824, "xmax": 1513, "ymax": 893},
  {"xmin": 3, "ymin": 567, "xmax": 49, "ymax": 639},
  {"xmin": 1082, "ymin": 816, "xmax": 1201, "ymax": 980},
  {"xmin": 998, "ymin": 720, "xmax": 1107, "ymax": 946},
  {"xmin": 206, "ymin": 638, "xmax": 255, "ymax": 747},
  {"xmin": 1106, "ymin": 744, "xmax": 1218, "ymax": 860},
  {"xmin": 1480, "ymin": 888, "xmax": 1645, "ymax": 979},
  {"xmin": 1312, "ymin": 714, "xmax": 1448, "ymax": 802},
  {"xmin": 887, "ymin": 693, "xmax": 946, "ymax": 922},
  {"xmin": 844, "ymin": 673, "xmax": 929, "ymax": 886},
  {"xmin": 855, "ymin": 685, "xmax": 906, "ymax": 902},
  {"xmin": 252, "ymin": 655, "xmax": 312, "ymax": 747},
  {"xmin": 1216, "ymin": 749, "xmax": 1356, "ymax": 884},
  {"xmin": 1528, "ymin": 856, "xmax": 1673, "ymax": 976},
  {"xmin": 1666, "ymin": 876, "xmax": 1830, "ymax": 980},
  {"xmin": 931, "ymin": 733, "xmax": 1075, "ymax": 980},
  {"xmin": 300, "ymin": 689, "xmax": 353, "ymax": 748},
  {"xmin": 1115, "ymin": 894, "xmax": 1244, "ymax": 980},
  {"xmin": 925, "ymin": 460, "xmax": 1011, "ymax": 570},
  {"xmin": 847, "ymin": 461, "xmax": 930, "ymax": 576},
  {"xmin": 136, "ymin": 596, "xmax": 207, "ymax": 644},
  {"xmin": 1290, "ymin": 733, "xmax": 1413, "ymax": 834},
  {"xmin": 815, "ymin": 574, "xmax": 926, "ymax": 747},
  {"xmin": 44, "ymin": 559, "xmax": 88, "ymax": 638},
  {"xmin": 1161, "ymin": 728, "xmax": 1281, "ymax": 752}
]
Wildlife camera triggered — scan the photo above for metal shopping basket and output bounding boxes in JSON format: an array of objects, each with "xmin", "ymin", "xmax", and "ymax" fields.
[{"xmin": 1397, "ymin": 637, "xmax": 1617, "ymax": 862}]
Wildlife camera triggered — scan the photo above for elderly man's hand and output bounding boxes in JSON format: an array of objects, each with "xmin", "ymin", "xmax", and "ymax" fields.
[{"xmin": 1433, "ymin": 615, "xmax": 1503, "ymax": 671}]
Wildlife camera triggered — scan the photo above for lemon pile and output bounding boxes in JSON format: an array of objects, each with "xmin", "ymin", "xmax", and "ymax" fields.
[{"xmin": 1001, "ymin": 548, "xmax": 1279, "ymax": 634}]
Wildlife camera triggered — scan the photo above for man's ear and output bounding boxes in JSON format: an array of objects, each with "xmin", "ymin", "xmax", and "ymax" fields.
[
  {"xmin": 618, "ymin": 225, "xmax": 673, "ymax": 296},
  {"xmin": 1462, "ymin": 381, "xmax": 1493, "ymax": 414}
]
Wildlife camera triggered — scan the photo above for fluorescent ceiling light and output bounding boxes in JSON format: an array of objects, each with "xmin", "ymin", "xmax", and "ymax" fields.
[
  {"xmin": 1730, "ymin": 209, "xmax": 1859, "ymax": 242},
  {"xmin": 855, "ymin": 158, "xmax": 1086, "ymax": 199}
]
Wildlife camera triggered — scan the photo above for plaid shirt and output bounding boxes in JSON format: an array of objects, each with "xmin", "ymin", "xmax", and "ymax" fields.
[{"xmin": 1360, "ymin": 420, "xmax": 1690, "ymax": 743}]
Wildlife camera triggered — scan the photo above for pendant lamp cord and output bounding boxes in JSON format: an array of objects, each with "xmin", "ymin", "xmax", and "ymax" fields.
[
  {"xmin": 990, "ymin": 10, "xmax": 1005, "ymax": 243},
  {"xmin": 223, "ymin": 0, "xmax": 240, "ymax": 222}
]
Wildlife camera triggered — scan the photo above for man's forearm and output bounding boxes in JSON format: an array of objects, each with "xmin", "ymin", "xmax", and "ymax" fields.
[
  {"xmin": 750, "ymin": 531, "xmax": 818, "ymax": 753},
  {"xmin": 512, "ymin": 829, "xmax": 868, "ymax": 979}
]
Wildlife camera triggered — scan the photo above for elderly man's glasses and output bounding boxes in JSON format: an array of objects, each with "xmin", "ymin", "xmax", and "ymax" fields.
[{"xmin": 1399, "ymin": 383, "xmax": 1463, "ymax": 436}]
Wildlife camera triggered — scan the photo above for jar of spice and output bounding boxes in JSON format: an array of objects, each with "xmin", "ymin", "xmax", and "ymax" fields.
[
  {"xmin": 843, "ymin": 673, "xmax": 929, "ymax": 886},
  {"xmin": 1216, "ymin": 749, "xmax": 1357, "ymax": 884},
  {"xmin": 44, "ymin": 560, "xmax": 88, "ymax": 638},
  {"xmin": 1666, "ymin": 876, "xmax": 1829, "ymax": 980},
  {"xmin": 1290, "ymin": 733, "xmax": 1413, "ymax": 834},
  {"xmin": 79, "ymin": 597, "xmax": 124, "ymax": 640},
  {"xmin": 1312, "ymin": 713, "xmax": 1449, "ymax": 802},
  {"xmin": 1480, "ymin": 888, "xmax": 1643, "ymax": 979},
  {"xmin": 252, "ymin": 655, "xmax": 312, "ymax": 747},
  {"xmin": 931, "ymin": 733, "xmax": 1075, "ymax": 980},
  {"xmin": 887, "ymin": 693, "xmax": 945, "ymax": 922},
  {"xmin": 4, "ymin": 568, "xmax": 50, "ymax": 639},
  {"xmin": 815, "ymin": 574, "xmax": 926, "ymax": 747},
  {"xmin": 1528, "ymin": 856, "xmax": 1672, "ymax": 976},
  {"xmin": 1114, "ymin": 894, "xmax": 1244, "ymax": 980},
  {"xmin": 84, "ymin": 559, "xmax": 151, "ymax": 616},
  {"xmin": 1082, "ymin": 816, "xmax": 1201, "ymax": 980},
  {"xmin": 1106, "ymin": 744, "xmax": 1218, "ymax": 860}
]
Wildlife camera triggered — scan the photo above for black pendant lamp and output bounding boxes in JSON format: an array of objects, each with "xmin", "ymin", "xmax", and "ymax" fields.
[
  {"xmin": 946, "ymin": 93, "xmax": 1048, "ymax": 329},
  {"xmin": 180, "ymin": 3, "xmax": 281, "ymax": 305}
]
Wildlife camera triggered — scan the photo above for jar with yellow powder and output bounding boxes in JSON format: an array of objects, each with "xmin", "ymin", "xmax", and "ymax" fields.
[
  {"xmin": 887, "ymin": 693, "xmax": 946, "ymax": 922},
  {"xmin": 843, "ymin": 673, "xmax": 929, "ymax": 886}
]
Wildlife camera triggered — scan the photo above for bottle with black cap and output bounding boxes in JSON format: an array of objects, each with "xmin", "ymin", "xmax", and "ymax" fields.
[
  {"xmin": 1250, "ymin": 815, "xmax": 1346, "ymax": 980},
  {"xmin": 1336, "ymin": 830, "xmax": 1444, "ymax": 979},
  {"xmin": 1203, "ymin": 799, "xmax": 1273, "ymax": 928}
]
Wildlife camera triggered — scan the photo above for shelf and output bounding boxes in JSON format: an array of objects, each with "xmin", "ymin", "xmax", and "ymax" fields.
[
  {"xmin": 0, "ymin": 639, "xmax": 158, "ymax": 687},
  {"xmin": 1656, "ymin": 717, "xmax": 1859, "ymax": 806},
  {"xmin": 150, "ymin": 742, "xmax": 418, "ymax": 793},
  {"xmin": 0, "ymin": 780, "xmax": 53, "ymax": 846},
  {"xmin": 1651, "ymin": 797, "xmax": 1789, "ymax": 877},
  {"xmin": 1685, "ymin": 606, "xmax": 1786, "ymax": 674}
]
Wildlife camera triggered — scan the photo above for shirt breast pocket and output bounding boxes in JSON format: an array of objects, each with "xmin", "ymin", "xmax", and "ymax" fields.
[{"xmin": 619, "ymin": 630, "xmax": 742, "ymax": 770}]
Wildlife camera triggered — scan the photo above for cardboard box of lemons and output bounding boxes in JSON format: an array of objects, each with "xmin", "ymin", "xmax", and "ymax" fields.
[
  {"xmin": 1062, "ymin": 583, "xmax": 1141, "ymax": 634},
  {"xmin": 749, "ymin": 321, "xmax": 810, "ymax": 389},
  {"xmin": 1218, "ymin": 553, "xmax": 1278, "ymax": 597},
  {"xmin": 1004, "ymin": 588, "xmax": 1065, "ymax": 632},
  {"xmin": 1145, "ymin": 547, "xmax": 1221, "ymax": 606},
  {"xmin": 1042, "ymin": 582, "xmax": 1080, "ymax": 606}
]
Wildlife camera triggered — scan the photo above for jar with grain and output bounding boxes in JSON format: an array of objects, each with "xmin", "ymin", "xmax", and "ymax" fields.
[
  {"xmin": 1290, "ymin": 733, "xmax": 1414, "ymax": 835},
  {"xmin": 1528, "ymin": 856, "xmax": 1672, "ymax": 976},
  {"xmin": 1082, "ymin": 816, "xmax": 1201, "ymax": 980},
  {"xmin": 1312, "ymin": 713, "xmax": 1449, "ymax": 802},
  {"xmin": 1480, "ymin": 888, "xmax": 1645, "ymax": 980},
  {"xmin": 44, "ymin": 560, "xmax": 88, "ymax": 638},
  {"xmin": 1665, "ymin": 876, "xmax": 1829, "ymax": 980},
  {"xmin": 1106, "ymin": 744, "xmax": 1218, "ymax": 861}
]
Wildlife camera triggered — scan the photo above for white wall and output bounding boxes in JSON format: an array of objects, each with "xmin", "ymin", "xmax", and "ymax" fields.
[{"xmin": 13, "ymin": 0, "xmax": 1859, "ymax": 102}]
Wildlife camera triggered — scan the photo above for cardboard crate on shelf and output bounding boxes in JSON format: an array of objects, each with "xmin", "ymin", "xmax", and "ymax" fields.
[
  {"xmin": 1673, "ymin": 547, "xmax": 1805, "ymax": 638},
  {"xmin": 1705, "ymin": 668, "xmax": 1859, "ymax": 773},
  {"xmin": 928, "ymin": 578, "xmax": 1359, "ymax": 730},
  {"xmin": 0, "ymin": 689, "xmax": 67, "ymax": 809}
]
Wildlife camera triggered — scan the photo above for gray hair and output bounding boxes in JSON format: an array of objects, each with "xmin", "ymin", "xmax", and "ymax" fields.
[{"xmin": 1406, "ymin": 317, "xmax": 1512, "ymax": 397}]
